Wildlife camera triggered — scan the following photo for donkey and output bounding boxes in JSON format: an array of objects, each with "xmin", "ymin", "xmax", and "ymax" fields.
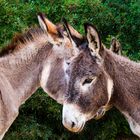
[
  {"xmin": 0, "ymin": 13, "xmax": 84, "ymax": 139},
  {"xmin": 62, "ymin": 23, "xmax": 140, "ymax": 137}
]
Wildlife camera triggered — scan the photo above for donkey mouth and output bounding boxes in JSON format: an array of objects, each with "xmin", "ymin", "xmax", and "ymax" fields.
[
  {"xmin": 77, "ymin": 122, "xmax": 85, "ymax": 132},
  {"xmin": 72, "ymin": 122, "xmax": 85, "ymax": 133},
  {"xmin": 65, "ymin": 122, "xmax": 85, "ymax": 133}
]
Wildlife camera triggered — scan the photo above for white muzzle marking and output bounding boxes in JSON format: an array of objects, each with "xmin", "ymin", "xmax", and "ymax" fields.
[{"xmin": 62, "ymin": 103, "xmax": 85, "ymax": 132}]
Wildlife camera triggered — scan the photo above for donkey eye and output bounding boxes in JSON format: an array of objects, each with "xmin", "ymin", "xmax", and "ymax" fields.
[
  {"xmin": 82, "ymin": 77, "xmax": 96, "ymax": 85},
  {"xmin": 82, "ymin": 78, "xmax": 93, "ymax": 85}
]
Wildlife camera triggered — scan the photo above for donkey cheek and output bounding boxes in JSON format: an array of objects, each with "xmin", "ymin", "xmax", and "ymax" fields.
[
  {"xmin": 97, "ymin": 77, "xmax": 108, "ymax": 102},
  {"xmin": 77, "ymin": 95, "xmax": 93, "ymax": 113}
]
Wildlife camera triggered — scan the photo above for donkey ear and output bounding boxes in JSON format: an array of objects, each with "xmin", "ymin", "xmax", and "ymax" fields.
[
  {"xmin": 62, "ymin": 18, "xmax": 85, "ymax": 48},
  {"xmin": 37, "ymin": 13, "xmax": 58, "ymax": 34},
  {"xmin": 110, "ymin": 37, "xmax": 121, "ymax": 55},
  {"xmin": 84, "ymin": 23, "xmax": 103, "ymax": 54}
]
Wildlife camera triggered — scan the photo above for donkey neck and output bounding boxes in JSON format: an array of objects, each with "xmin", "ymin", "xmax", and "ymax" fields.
[
  {"xmin": 104, "ymin": 49, "xmax": 140, "ymax": 123},
  {"xmin": 0, "ymin": 38, "xmax": 52, "ymax": 107}
]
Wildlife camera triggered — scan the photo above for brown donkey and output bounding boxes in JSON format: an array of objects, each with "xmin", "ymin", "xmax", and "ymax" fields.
[
  {"xmin": 62, "ymin": 23, "xmax": 140, "ymax": 137},
  {"xmin": 0, "ymin": 13, "xmax": 84, "ymax": 139}
]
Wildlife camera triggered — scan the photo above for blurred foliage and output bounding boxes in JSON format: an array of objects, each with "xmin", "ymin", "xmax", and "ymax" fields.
[{"xmin": 0, "ymin": 0, "xmax": 140, "ymax": 139}]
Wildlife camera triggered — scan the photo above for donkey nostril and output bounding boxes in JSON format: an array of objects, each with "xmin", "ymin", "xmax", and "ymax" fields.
[
  {"xmin": 71, "ymin": 121, "xmax": 75, "ymax": 128},
  {"xmin": 66, "ymin": 62, "xmax": 70, "ymax": 65}
]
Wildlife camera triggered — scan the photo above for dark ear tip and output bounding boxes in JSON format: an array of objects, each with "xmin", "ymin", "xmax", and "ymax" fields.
[
  {"xmin": 61, "ymin": 18, "xmax": 70, "ymax": 33},
  {"xmin": 84, "ymin": 23, "xmax": 98, "ymax": 33},
  {"xmin": 84, "ymin": 23, "xmax": 90, "ymax": 32},
  {"xmin": 37, "ymin": 12, "xmax": 43, "ymax": 16},
  {"xmin": 84, "ymin": 22, "xmax": 96, "ymax": 28},
  {"xmin": 37, "ymin": 12, "xmax": 46, "ymax": 19},
  {"xmin": 84, "ymin": 23, "xmax": 92, "ymax": 28},
  {"xmin": 61, "ymin": 17, "xmax": 68, "ymax": 28},
  {"xmin": 84, "ymin": 23, "xmax": 99, "ymax": 35},
  {"xmin": 61, "ymin": 17, "xmax": 67, "ymax": 23}
]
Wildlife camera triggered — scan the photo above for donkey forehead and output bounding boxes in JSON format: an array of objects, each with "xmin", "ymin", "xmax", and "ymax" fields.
[{"xmin": 70, "ymin": 50, "xmax": 102, "ymax": 75}]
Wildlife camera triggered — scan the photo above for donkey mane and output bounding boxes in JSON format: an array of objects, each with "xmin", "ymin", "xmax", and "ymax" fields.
[{"xmin": 0, "ymin": 27, "xmax": 45, "ymax": 57}]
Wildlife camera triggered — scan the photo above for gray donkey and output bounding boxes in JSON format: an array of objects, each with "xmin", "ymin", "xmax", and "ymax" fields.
[
  {"xmin": 0, "ymin": 13, "xmax": 84, "ymax": 139},
  {"xmin": 62, "ymin": 23, "xmax": 140, "ymax": 137}
]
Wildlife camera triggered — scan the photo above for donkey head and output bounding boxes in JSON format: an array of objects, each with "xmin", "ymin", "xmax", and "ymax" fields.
[
  {"xmin": 38, "ymin": 13, "xmax": 85, "ymax": 104},
  {"xmin": 62, "ymin": 24, "xmax": 114, "ymax": 132}
]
